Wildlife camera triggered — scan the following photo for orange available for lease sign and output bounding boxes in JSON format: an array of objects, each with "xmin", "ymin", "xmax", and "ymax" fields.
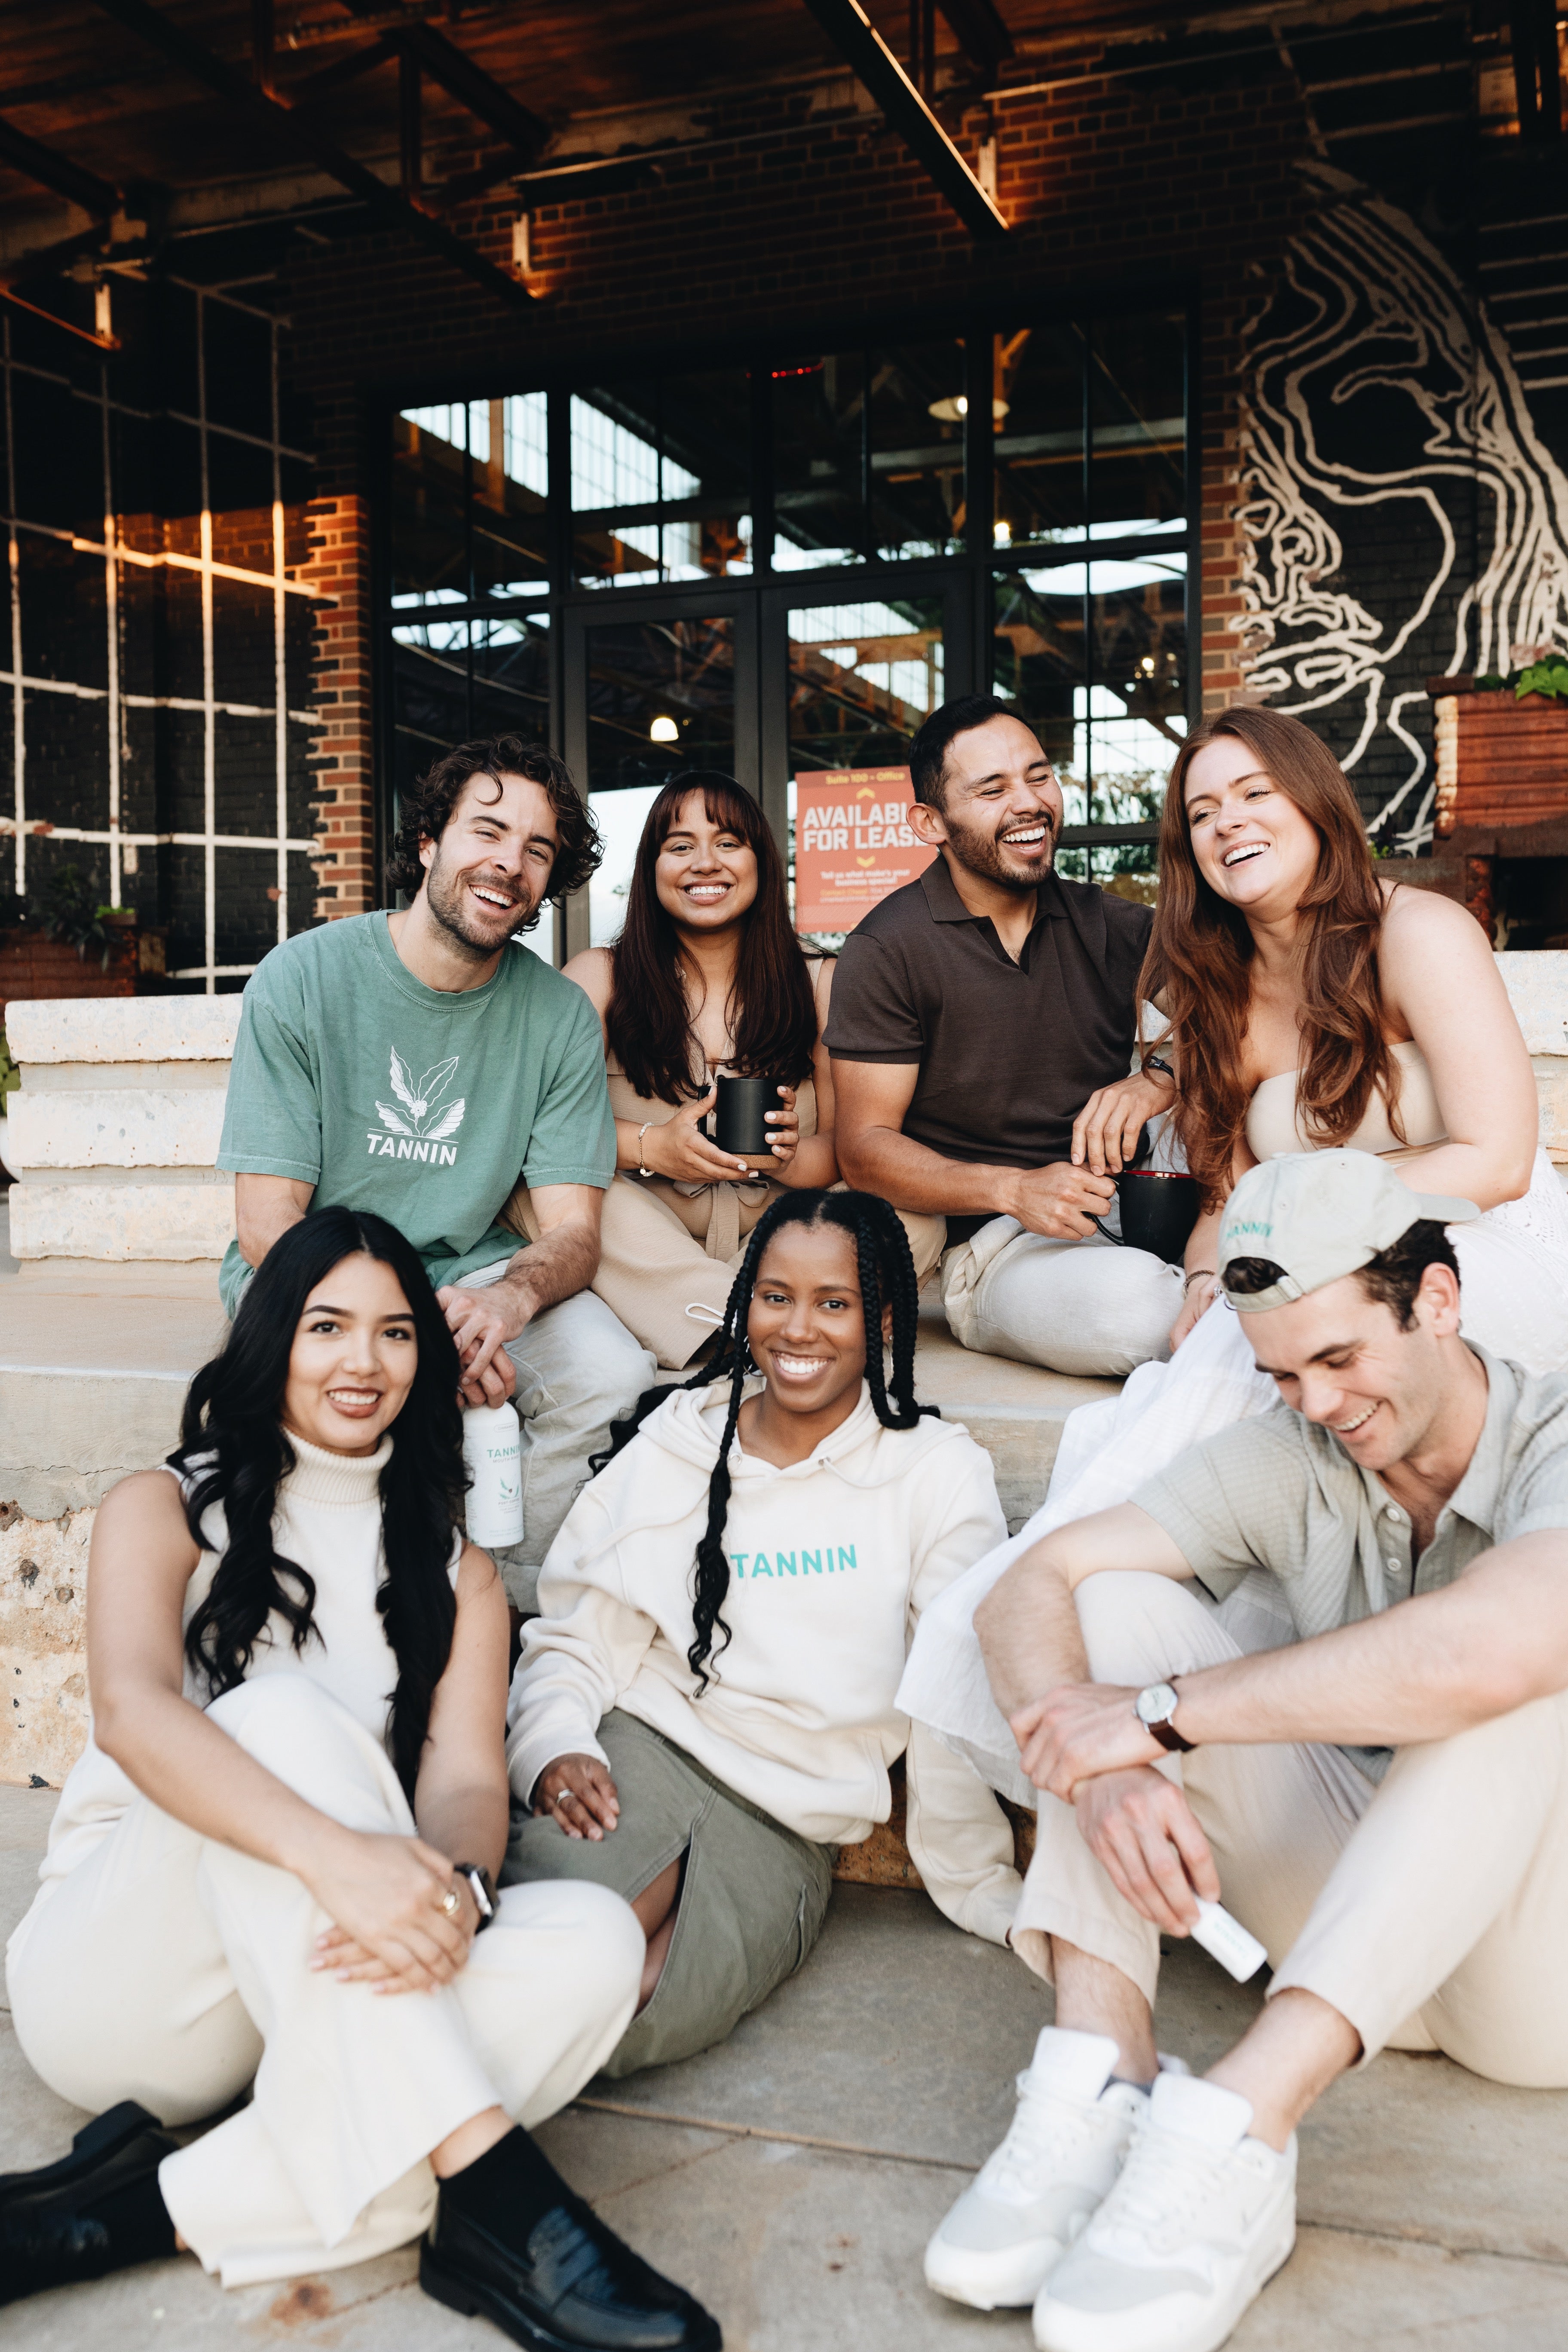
[{"xmin": 793, "ymin": 766, "xmax": 937, "ymax": 932}]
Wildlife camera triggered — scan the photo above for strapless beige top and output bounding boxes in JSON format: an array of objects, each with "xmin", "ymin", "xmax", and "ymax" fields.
[{"xmin": 1245, "ymin": 1038, "xmax": 1446, "ymax": 1162}]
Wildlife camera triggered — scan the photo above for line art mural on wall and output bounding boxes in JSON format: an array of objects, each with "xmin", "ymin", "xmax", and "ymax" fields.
[{"xmin": 1239, "ymin": 161, "xmax": 1568, "ymax": 850}]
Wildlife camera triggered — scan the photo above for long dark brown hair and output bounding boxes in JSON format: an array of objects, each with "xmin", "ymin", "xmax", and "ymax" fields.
[
  {"xmin": 605, "ymin": 773, "xmax": 818, "ymax": 1105},
  {"xmin": 1141, "ymin": 706, "xmax": 1400, "ymax": 1207}
]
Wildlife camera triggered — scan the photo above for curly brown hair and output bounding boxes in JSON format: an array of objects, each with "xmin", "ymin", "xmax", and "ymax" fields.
[{"xmin": 386, "ymin": 736, "xmax": 601, "ymax": 919}]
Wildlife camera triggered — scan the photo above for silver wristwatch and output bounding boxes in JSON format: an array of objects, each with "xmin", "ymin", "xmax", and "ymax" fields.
[
  {"xmin": 453, "ymin": 1862, "xmax": 498, "ymax": 1932},
  {"xmin": 1134, "ymin": 1681, "xmax": 1194, "ymax": 1754}
]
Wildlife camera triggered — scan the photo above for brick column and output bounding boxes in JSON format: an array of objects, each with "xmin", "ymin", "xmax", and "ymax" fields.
[
  {"xmin": 1199, "ymin": 286, "xmax": 1253, "ymax": 715},
  {"xmin": 301, "ymin": 493, "xmax": 377, "ymax": 919}
]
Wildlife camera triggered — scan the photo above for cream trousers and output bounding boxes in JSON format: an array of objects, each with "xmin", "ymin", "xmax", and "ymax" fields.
[
  {"xmin": 5, "ymin": 1674, "xmax": 644, "ymax": 2289},
  {"xmin": 1011, "ymin": 1571, "xmax": 1568, "ymax": 2089},
  {"xmin": 942, "ymin": 1219, "xmax": 1184, "ymax": 1379}
]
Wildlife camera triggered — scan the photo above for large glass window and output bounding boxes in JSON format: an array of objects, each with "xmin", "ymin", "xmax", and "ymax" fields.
[
  {"xmin": 381, "ymin": 303, "xmax": 1189, "ymax": 939},
  {"xmin": 571, "ymin": 371, "xmax": 751, "ymax": 590}
]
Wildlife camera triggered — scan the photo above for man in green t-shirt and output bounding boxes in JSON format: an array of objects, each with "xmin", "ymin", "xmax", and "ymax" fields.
[{"xmin": 217, "ymin": 734, "xmax": 655, "ymax": 1605}]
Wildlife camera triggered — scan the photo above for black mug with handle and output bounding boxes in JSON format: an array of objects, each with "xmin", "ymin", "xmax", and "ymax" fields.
[
  {"xmin": 714, "ymin": 1074, "xmax": 778, "ymax": 1161},
  {"xmin": 1093, "ymin": 1169, "xmax": 1203, "ymax": 1265}
]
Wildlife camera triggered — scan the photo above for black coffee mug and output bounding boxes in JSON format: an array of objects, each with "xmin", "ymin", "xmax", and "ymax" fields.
[
  {"xmin": 1093, "ymin": 1170, "xmax": 1202, "ymax": 1265},
  {"xmin": 714, "ymin": 1074, "xmax": 778, "ymax": 1161}
]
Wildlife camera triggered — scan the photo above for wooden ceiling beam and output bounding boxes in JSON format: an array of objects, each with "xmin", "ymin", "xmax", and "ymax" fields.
[
  {"xmin": 89, "ymin": 0, "xmax": 534, "ymax": 305},
  {"xmin": 0, "ymin": 111, "xmax": 120, "ymax": 218},
  {"xmin": 799, "ymin": 0, "xmax": 1008, "ymax": 236},
  {"xmin": 937, "ymin": 0, "xmax": 1014, "ymax": 81}
]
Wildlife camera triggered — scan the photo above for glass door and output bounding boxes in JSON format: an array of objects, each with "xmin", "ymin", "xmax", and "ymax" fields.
[{"xmin": 561, "ymin": 591, "xmax": 757, "ymax": 956}]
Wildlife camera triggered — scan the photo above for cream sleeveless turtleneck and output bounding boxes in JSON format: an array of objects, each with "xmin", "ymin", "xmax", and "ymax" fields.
[{"xmin": 38, "ymin": 1432, "xmax": 461, "ymax": 1886}]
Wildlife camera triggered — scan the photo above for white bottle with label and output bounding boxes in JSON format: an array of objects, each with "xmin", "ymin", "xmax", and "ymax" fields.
[{"xmin": 462, "ymin": 1401, "xmax": 524, "ymax": 1550}]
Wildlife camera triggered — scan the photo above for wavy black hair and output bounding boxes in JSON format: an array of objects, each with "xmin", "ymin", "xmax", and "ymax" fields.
[
  {"xmin": 594, "ymin": 1189, "xmax": 936, "ymax": 1690},
  {"xmin": 170, "ymin": 1208, "xmax": 468, "ymax": 1799}
]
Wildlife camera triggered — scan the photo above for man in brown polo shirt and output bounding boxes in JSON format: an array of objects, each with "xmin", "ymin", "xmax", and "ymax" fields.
[{"xmin": 825, "ymin": 695, "xmax": 1180, "ymax": 1375}]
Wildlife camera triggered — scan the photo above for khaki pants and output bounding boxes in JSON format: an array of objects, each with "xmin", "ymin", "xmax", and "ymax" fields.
[
  {"xmin": 505, "ymin": 1709, "xmax": 833, "ymax": 2076},
  {"xmin": 1012, "ymin": 1571, "xmax": 1568, "ymax": 2088},
  {"xmin": 591, "ymin": 1170, "xmax": 947, "ymax": 1369},
  {"xmin": 6, "ymin": 1674, "xmax": 644, "ymax": 2288}
]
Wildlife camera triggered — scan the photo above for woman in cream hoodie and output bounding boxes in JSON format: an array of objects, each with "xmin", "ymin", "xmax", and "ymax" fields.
[{"xmin": 505, "ymin": 1188, "xmax": 1023, "ymax": 2074}]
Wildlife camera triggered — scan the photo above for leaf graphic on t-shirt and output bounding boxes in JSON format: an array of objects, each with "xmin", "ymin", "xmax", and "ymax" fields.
[
  {"xmin": 389, "ymin": 1049, "xmax": 420, "ymax": 1117},
  {"xmin": 375, "ymin": 1102, "xmax": 415, "ymax": 1136},
  {"xmin": 416, "ymin": 1057, "xmax": 459, "ymax": 1114},
  {"xmin": 423, "ymin": 1098, "xmax": 466, "ymax": 1142}
]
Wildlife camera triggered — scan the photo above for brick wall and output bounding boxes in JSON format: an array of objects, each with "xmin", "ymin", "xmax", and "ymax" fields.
[{"xmin": 278, "ymin": 58, "xmax": 1318, "ymax": 910}]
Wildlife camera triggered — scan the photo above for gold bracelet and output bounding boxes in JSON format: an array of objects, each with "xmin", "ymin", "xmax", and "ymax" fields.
[
  {"xmin": 1183, "ymin": 1267, "xmax": 1216, "ymax": 1290},
  {"xmin": 637, "ymin": 1120, "xmax": 654, "ymax": 1178}
]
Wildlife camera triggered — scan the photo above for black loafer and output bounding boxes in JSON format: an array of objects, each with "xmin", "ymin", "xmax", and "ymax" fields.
[
  {"xmin": 1, "ymin": 2115, "xmax": 179, "ymax": 2303},
  {"xmin": 421, "ymin": 2183, "xmax": 721, "ymax": 2351},
  {"xmin": 0, "ymin": 2103, "xmax": 163, "ymax": 2209}
]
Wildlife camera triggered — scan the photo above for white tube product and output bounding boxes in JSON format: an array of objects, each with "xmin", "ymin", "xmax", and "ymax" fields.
[{"xmin": 462, "ymin": 1402, "xmax": 524, "ymax": 1549}]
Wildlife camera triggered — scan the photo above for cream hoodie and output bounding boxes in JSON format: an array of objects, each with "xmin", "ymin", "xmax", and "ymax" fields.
[{"xmin": 507, "ymin": 1380, "xmax": 1022, "ymax": 1946}]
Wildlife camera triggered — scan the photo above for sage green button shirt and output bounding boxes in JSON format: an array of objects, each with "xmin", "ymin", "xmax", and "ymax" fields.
[{"xmin": 1130, "ymin": 1343, "xmax": 1568, "ymax": 1778}]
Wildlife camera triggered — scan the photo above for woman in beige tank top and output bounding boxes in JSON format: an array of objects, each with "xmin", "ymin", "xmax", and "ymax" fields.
[{"xmin": 559, "ymin": 774, "xmax": 944, "ymax": 1367}]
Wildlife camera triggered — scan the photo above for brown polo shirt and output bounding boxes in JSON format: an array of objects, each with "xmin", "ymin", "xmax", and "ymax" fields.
[{"xmin": 824, "ymin": 856, "xmax": 1153, "ymax": 1184}]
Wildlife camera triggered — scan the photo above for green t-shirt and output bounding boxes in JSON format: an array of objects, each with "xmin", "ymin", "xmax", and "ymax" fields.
[{"xmin": 216, "ymin": 914, "xmax": 614, "ymax": 1315}]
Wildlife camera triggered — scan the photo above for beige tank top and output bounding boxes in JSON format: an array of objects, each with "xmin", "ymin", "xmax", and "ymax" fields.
[{"xmin": 1245, "ymin": 1038, "xmax": 1447, "ymax": 1162}]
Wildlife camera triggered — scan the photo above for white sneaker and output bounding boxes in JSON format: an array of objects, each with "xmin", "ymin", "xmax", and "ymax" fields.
[
  {"xmin": 924, "ymin": 2030, "xmax": 1182, "ymax": 2312},
  {"xmin": 1032, "ymin": 2073, "xmax": 1297, "ymax": 2352}
]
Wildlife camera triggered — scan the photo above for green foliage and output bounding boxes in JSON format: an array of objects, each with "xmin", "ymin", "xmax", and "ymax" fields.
[
  {"xmin": 1515, "ymin": 655, "xmax": 1568, "ymax": 702},
  {"xmin": 28, "ymin": 863, "xmax": 130, "ymax": 970},
  {"xmin": 1469, "ymin": 661, "xmax": 1568, "ymax": 700},
  {"xmin": 0, "ymin": 1027, "xmax": 17, "ymax": 1109}
]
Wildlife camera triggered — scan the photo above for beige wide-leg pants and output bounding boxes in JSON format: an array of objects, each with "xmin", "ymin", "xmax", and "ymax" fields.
[
  {"xmin": 5, "ymin": 1673, "xmax": 644, "ymax": 2288},
  {"xmin": 1011, "ymin": 1571, "xmax": 1568, "ymax": 2088}
]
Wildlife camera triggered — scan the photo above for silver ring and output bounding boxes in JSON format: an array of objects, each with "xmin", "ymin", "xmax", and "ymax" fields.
[{"xmin": 554, "ymin": 1789, "xmax": 569, "ymax": 1809}]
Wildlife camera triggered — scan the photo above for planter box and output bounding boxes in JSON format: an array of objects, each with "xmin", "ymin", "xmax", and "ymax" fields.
[
  {"xmin": 1434, "ymin": 689, "xmax": 1568, "ymax": 835},
  {"xmin": 0, "ymin": 926, "xmax": 167, "ymax": 1026}
]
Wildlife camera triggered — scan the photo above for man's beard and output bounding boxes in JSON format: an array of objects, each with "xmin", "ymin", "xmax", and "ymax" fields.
[
  {"xmin": 941, "ymin": 806, "xmax": 1056, "ymax": 892},
  {"xmin": 424, "ymin": 851, "xmax": 539, "ymax": 959}
]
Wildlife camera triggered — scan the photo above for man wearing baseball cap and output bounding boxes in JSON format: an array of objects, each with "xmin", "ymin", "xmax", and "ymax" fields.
[{"xmin": 922, "ymin": 1148, "xmax": 1568, "ymax": 2352}]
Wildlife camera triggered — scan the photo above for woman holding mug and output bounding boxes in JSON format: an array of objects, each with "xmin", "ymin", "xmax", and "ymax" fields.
[
  {"xmin": 899, "ymin": 704, "xmax": 1568, "ymax": 1793},
  {"xmin": 557, "ymin": 772, "xmax": 943, "ymax": 1368}
]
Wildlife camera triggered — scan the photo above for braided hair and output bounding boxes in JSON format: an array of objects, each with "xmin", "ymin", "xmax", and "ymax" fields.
[{"xmin": 592, "ymin": 1188, "xmax": 937, "ymax": 1690}]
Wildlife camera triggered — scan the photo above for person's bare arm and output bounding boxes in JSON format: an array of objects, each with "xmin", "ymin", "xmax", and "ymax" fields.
[
  {"xmin": 1022, "ymin": 1531, "xmax": 1568, "ymax": 1808},
  {"xmin": 975, "ymin": 1503, "xmax": 1196, "ymax": 1722},
  {"xmin": 320, "ymin": 1540, "xmax": 511, "ymax": 1977},
  {"xmin": 88, "ymin": 1471, "xmax": 471, "ymax": 1991},
  {"xmin": 1379, "ymin": 885, "xmax": 1539, "ymax": 1209},
  {"xmin": 438, "ymin": 1182, "xmax": 603, "ymax": 1405},
  {"xmin": 234, "ymin": 1172, "xmax": 314, "ymax": 1268},
  {"xmin": 831, "ymin": 1058, "xmax": 1115, "ymax": 1234}
]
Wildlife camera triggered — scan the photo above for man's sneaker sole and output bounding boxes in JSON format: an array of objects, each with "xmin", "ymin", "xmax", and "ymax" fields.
[
  {"xmin": 924, "ymin": 2214, "xmax": 1084, "ymax": 2311},
  {"xmin": 1032, "ymin": 2206, "xmax": 1296, "ymax": 2352}
]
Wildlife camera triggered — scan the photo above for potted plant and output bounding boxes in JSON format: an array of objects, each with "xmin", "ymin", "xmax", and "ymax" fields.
[{"xmin": 1431, "ymin": 658, "xmax": 1568, "ymax": 836}]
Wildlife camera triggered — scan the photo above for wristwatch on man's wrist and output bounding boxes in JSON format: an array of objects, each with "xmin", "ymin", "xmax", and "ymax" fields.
[
  {"xmin": 1134, "ymin": 1681, "xmax": 1195, "ymax": 1754},
  {"xmin": 453, "ymin": 1862, "xmax": 498, "ymax": 1932}
]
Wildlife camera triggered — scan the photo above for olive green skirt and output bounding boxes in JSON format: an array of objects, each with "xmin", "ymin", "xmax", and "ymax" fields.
[{"xmin": 502, "ymin": 1708, "xmax": 833, "ymax": 2076}]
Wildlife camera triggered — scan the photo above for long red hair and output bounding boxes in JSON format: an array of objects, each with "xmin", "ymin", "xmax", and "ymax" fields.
[{"xmin": 1140, "ymin": 706, "xmax": 1400, "ymax": 1207}]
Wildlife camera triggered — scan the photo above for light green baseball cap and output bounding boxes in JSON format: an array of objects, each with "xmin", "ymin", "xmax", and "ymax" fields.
[{"xmin": 1217, "ymin": 1148, "xmax": 1478, "ymax": 1313}]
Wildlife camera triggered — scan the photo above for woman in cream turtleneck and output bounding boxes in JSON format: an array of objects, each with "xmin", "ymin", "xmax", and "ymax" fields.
[{"xmin": 3, "ymin": 1207, "xmax": 716, "ymax": 2350}]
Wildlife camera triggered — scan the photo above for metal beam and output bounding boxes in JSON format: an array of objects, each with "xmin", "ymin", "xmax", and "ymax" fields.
[
  {"xmin": 401, "ymin": 24, "xmax": 548, "ymax": 164},
  {"xmin": 400, "ymin": 43, "xmax": 422, "ymax": 203},
  {"xmin": 0, "ymin": 111, "xmax": 119, "ymax": 217},
  {"xmin": 90, "ymin": 0, "xmax": 533, "ymax": 306},
  {"xmin": 937, "ymin": 0, "xmax": 1013, "ymax": 80},
  {"xmin": 799, "ymin": 0, "xmax": 1008, "ymax": 236}
]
